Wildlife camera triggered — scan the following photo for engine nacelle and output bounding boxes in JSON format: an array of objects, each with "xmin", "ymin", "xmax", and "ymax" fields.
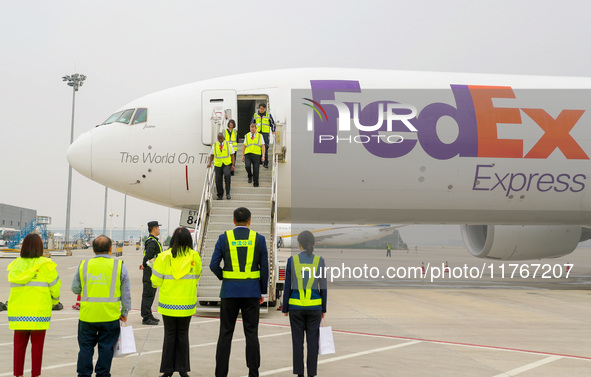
[{"xmin": 460, "ymin": 225, "xmax": 582, "ymax": 260}]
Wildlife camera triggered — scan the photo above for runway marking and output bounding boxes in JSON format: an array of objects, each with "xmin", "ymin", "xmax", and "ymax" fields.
[
  {"xmin": 257, "ymin": 321, "xmax": 591, "ymax": 362},
  {"xmin": 0, "ymin": 318, "xmax": 219, "ymax": 347},
  {"xmin": 491, "ymin": 355, "xmax": 563, "ymax": 376},
  {"xmin": 127, "ymin": 331, "xmax": 290, "ymax": 356},
  {"xmin": 255, "ymin": 340, "xmax": 421, "ymax": 376}
]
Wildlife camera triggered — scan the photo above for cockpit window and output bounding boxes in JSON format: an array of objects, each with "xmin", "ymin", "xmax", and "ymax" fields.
[
  {"xmin": 116, "ymin": 109, "xmax": 135, "ymax": 124},
  {"xmin": 102, "ymin": 111, "xmax": 123, "ymax": 125},
  {"xmin": 132, "ymin": 108, "xmax": 148, "ymax": 124}
]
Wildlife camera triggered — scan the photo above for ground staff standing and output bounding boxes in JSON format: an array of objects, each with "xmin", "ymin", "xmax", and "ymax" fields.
[
  {"xmin": 251, "ymin": 103, "xmax": 275, "ymax": 168},
  {"xmin": 72, "ymin": 235, "xmax": 131, "ymax": 377},
  {"xmin": 7, "ymin": 233, "xmax": 61, "ymax": 377},
  {"xmin": 151, "ymin": 227, "xmax": 202, "ymax": 377},
  {"xmin": 210, "ymin": 207, "xmax": 269, "ymax": 377},
  {"xmin": 282, "ymin": 231, "xmax": 327, "ymax": 377},
  {"xmin": 141, "ymin": 221, "xmax": 162, "ymax": 325}
]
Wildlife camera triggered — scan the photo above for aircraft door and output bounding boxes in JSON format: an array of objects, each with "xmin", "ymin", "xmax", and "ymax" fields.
[{"xmin": 201, "ymin": 90, "xmax": 237, "ymax": 146}]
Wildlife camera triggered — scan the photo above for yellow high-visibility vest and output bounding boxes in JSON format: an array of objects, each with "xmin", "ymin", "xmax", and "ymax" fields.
[
  {"xmin": 288, "ymin": 255, "xmax": 322, "ymax": 307},
  {"xmin": 214, "ymin": 141, "xmax": 232, "ymax": 167},
  {"xmin": 244, "ymin": 132, "xmax": 262, "ymax": 155},
  {"xmin": 222, "ymin": 230, "xmax": 260, "ymax": 279},
  {"xmin": 225, "ymin": 128, "xmax": 237, "ymax": 149},
  {"xmin": 7, "ymin": 257, "xmax": 61, "ymax": 330},
  {"xmin": 253, "ymin": 111, "xmax": 271, "ymax": 133},
  {"xmin": 151, "ymin": 248, "xmax": 202, "ymax": 317},
  {"xmin": 79, "ymin": 258, "xmax": 122, "ymax": 322}
]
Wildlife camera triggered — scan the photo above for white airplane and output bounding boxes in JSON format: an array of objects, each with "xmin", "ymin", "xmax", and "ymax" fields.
[
  {"xmin": 276, "ymin": 223, "xmax": 403, "ymax": 248},
  {"xmin": 67, "ymin": 68, "xmax": 591, "ymax": 261}
]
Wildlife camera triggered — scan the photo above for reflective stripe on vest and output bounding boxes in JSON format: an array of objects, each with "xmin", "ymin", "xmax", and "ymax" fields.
[
  {"xmin": 79, "ymin": 258, "xmax": 122, "ymax": 322},
  {"xmin": 288, "ymin": 255, "xmax": 322, "ymax": 307},
  {"xmin": 214, "ymin": 141, "xmax": 232, "ymax": 167},
  {"xmin": 223, "ymin": 230, "xmax": 260, "ymax": 279},
  {"xmin": 244, "ymin": 132, "xmax": 262, "ymax": 155},
  {"xmin": 254, "ymin": 111, "xmax": 271, "ymax": 133},
  {"xmin": 144, "ymin": 235, "xmax": 162, "ymax": 257},
  {"xmin": 225, "ymin": 129, "xmax": 237, "ymax": 148}
]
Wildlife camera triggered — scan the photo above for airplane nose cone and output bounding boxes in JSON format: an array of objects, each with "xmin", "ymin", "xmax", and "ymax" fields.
[{"xmin": 67, "ymin": 131, "xmax": 92, "ymax": 179}]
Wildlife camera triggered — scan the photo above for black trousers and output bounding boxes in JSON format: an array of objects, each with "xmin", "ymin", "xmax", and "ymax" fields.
[
  {"xmin": 160, "ymin": 315, "xmax": 192, "ymax": 374},
  {"xmin": 244, "ymin": 154, "xmax": 261, "ymax": 185},
  {"xmin": 215, "ymin": 297, "xmax": 260, "ymax": 377},
  {"xmin": 289, "ymin": 310, "xmax": 322, "ymax": 376},
  {"xmin": 141, "ymin": 272, "xmax": 157, "ymax": 320},
  {"xmin": 261, "ymin": 133, "xmax": 270, "ymax": 166},
  {"xmin": 215, "ymin": 163, "xmax": 232, "ymax": 197}
]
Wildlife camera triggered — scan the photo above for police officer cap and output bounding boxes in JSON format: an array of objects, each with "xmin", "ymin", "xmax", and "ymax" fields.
[{"xmin": 147, "ymin": 221, "xmax": 161, "ymax": 228}]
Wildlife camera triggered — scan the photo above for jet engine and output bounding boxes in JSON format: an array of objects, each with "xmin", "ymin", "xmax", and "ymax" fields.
[{"xmin": 460, "ymin": 225, "xmax": 585, "ymax": 260}]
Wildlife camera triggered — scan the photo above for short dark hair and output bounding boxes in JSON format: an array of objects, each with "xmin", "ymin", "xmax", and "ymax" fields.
[
  {"xmin": 21, "ymin": 233, "xmax": 43, "ymax": 258},
  {"xmin": 258, "ymin": 103, "xmax": 267, "ymax": 109},
  {"xmin": 228, "ymin": 119, "xmax": 236, "ymax": 128},
  {"xmin": 93, "ymin": 235, "xmax": 112, "ymax": 254},
  {"xmin": 170, "ymin": 227, "xmax": 193, "ymax": 258},
  {"xmin": 233, "ymin": 207, "xmax": 251, "ymax": 224}
]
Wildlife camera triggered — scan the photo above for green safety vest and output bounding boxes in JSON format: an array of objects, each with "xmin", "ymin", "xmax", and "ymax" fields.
[
  {"xmin": 225, "ymin": 128, "xmax": 237, "ymax": 149},
  {"xmin": 79, "ymin": 258, "xmax": 122, "ymax": 322},
  {"xmin": 223, "ymin": 230, "xmax": 260, "ymax": 279},
  {"xmin": 244, "ymin": 132, "xmax": 262, "ymax": 155},
  {"xmin": 288, "ymin": 255, "xmax": 322, "ymax": 307},
  {"xmin": 253, "ymin": 111, "xmax": 271, "ymax": 133},
  {"xmin": 214, "ymin": 141, "xmax": 232, "ymax": 167}
]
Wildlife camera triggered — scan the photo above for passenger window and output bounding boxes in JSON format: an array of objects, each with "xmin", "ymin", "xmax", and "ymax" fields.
[
  {"xmin": 102, "ymin": 111, "xmax": 123, "ymax": 125},
  {"xmin": 116, "ymin": 109, "xmax": 135, "ymax": 124},
  {"xmin": 132, "ymin": 108, "xmax": 148, "ymax": 124}
]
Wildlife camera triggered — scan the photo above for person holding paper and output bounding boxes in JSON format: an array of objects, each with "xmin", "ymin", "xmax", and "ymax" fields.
[
  {"xmin": 72, "ymin": 235, "xmax": 131, "ymax": 377},
  {"xmin": 282, "ymin": 231, "xmax": 327, "ymax": 377},
  {"xmin": 151, "ymin": 227, "xmax": 202, "ymax": 377}
]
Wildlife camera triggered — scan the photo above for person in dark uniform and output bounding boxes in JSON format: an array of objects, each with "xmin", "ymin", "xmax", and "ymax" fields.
[
  {"xmin": 210, "ymin": 207, "xmax": 269, "ymax": 377},
  {"xmin": 282, "ymin": 231, "xmax": 327, "ymax": 377},
  {"xmin": 141, "ymin": 220, "xmax": 163, "ymax": 325},
  {"xmin": 250, "ymin": 103, "xmax": 275, "ymax": 168}
]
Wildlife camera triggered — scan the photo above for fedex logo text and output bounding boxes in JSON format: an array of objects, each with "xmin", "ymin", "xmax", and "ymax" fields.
[{"xmin": 309, "ymin": 80, "xmax": 589, "ymax": 160}]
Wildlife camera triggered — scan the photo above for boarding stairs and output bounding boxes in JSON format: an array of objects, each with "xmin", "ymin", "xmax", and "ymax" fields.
[
  {"xmin": 194, "ymin": 138, "xmax": 279, "ymax": 313},
  {"xmin": 7, "ymin": 216, "xmax": 51, "ymax": 249}
]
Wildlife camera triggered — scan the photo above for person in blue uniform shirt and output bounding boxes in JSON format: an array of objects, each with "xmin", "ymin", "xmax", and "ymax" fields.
[
  {"xmin": 210, "ymin": 207, "xmax": 269, "ymax": 377},
  {"xmin": 282, "ymin": 230, "xmax": 327, "ymax": 377}
]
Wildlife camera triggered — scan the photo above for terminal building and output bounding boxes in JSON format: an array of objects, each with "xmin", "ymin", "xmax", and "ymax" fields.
[{"xmin": 0, "ymin": 203, "xmax": 37, "ymax": 230}]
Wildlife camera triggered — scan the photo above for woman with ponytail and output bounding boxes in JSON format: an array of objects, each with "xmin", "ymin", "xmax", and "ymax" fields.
[
  {"xmin": 151, "ymin": 227, "xmax": 202, "ymax": 377},
  {"xmin": 282, "ymin": 230, "xmax": 327, "ymax": 377}
]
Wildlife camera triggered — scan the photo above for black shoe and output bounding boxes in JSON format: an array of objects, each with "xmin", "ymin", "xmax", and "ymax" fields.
[
  {"xmin": 253, "ymin": 183, "xmax": 259, "ymax": 187},
  {"xmin": 179, "ymin": 373, "xmax": 190, "ymax": 377},
  {"xmin": 226, "ymin": 194, "xmax": 231, "ymax": 200},
  {"xmin": 142, "ymin": 318, "xmax": 159, "ymax": 325},
  {"xmin": 248, "ymin": 177, "xmax": 252, "ymax": 183},
  {"xmin": 159, "ymin": 373, "xmax": 172, "ymax": 377},
  {"xmin": 264, "ymin": 164, "xmax": 268, "ymax": 168},
  {"xmin": 217, "ymin": 196, "xmax": 223, "ymax": 200}
]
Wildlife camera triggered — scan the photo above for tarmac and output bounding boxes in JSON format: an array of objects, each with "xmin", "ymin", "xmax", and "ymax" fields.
[{"xmin": 0, "ymin": 244, "xmax": 590, "ymax": 376}]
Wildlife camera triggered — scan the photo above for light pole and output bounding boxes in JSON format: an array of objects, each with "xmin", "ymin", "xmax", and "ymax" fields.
[
  {"xmin": 62, "ymin": 73, "xmax": 86, "ymax": 249},
  {"xmin": 109, "ymin": 212, "xmax": 119, "ymax": 241}
]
